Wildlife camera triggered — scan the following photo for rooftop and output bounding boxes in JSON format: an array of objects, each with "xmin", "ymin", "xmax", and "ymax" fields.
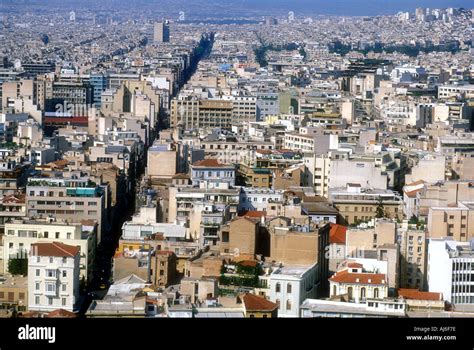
[{"xmin": 30, "ymin": 242, "xmax": 80, "ymax": 258}]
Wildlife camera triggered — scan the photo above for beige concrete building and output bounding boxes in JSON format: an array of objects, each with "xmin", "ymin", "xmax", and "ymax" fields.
[
  {"xmin": 397, "ymin": 224, "xmax": 426, "ymax": 290},
  {"xmin": 418, "ymin": 181, "xmax": 474, "ymax": 218},
  {"xmin": 184, "ymin": 251, "xmax": 223, "ymax": 279},
  {"xmin": 329, "ymin": 185, "xmax": 403, "ymax": 225},
  {"xmin": 113, "ymin": 250, "xmax": 177, "ymax": 287},
  {"xmin": 180, "ymin": 277, "xmax": 218, "ymax": 304},
  {"xmin": 346, "ymin": 220, "xmax": 397, "ymax": 255},
  {"xmin": 427, "ymin": 202, "xmax": 474, "ymax": 241},
  {"xmin": 451, "ymin": 153, "xmax": 474, "ymax": 180},
  {"xmin": 0, "ymin": 275, "xmax": 28, "ymax": 312},
  {"xmin": 26, "ymin": 177, "xmax": 108, "ymax": 242},
  {"xmin": 220, "ymin": 216, "xmax": 259, "ymax": 260},
  {"xmin": 405, "ymin": 156, "xmax": 446, "ymax": 184},
  {"xmin": 147, "ymin": 142, "xmax": 183, "ymax": 181},
  {"xmin": 171, "ymin": 98, "xmax": 233, "ymax": 129}
]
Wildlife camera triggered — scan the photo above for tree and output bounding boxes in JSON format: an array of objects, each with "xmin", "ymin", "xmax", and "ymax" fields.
[
  {"xmin": 8, "ymin": 259, "xmax": 28, "ymax": 276},
  {"xmin": 375, "ymin": 198, "xmax": 385, "ymax": 219},
  {"xmin": 408, "ymin": 215, "xmax": 419, "ymax": 225}
]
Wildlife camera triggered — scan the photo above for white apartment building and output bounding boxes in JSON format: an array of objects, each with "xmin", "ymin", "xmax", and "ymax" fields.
[
  {"xmin": 28, "ymin": 242, "xmax": 81, "ymax": 313},
  {"xmin": 3, "ymin": 220, "xmax": 96, "ymax": 282},
  {"xmin": 329, "ymin": 264, "xmax": 388, "ymax": 303},
  {"xmin": 238, "ymin": 188, "xmax": 283, "ymax": 212},
  {"xmin": 428, "ymin": 237, "xmax": 474, "ymax": 305},
  {"xmin": 259, "ymin": 263, "xmax": 319, "ymax": 318},
  {"xmin": 438, "ymin": 84, "xmax": 474, "ymax": 100}
]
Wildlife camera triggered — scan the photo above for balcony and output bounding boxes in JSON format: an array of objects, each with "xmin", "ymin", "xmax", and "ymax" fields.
[
  {"xmin": 45, "ymin": 270, "xmax": 58, "ymax": 280},
  {"xmin": 45, "ymin": 282, "xmax": 58, "ymax": 297}
]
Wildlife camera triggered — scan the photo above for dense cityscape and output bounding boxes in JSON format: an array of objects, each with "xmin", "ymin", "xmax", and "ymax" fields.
[{"xmin": 0, "ymin": 0, "xmax": 473, "ymax": 322}]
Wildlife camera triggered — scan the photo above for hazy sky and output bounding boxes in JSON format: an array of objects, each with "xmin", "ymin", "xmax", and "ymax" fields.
[
  {"xmin": 237, "ymin": 0, "xmax": 473, "ymax": 15},
  {"xmin": 4, "ymin": 0, "xmax": 473, "ymax": 16}
]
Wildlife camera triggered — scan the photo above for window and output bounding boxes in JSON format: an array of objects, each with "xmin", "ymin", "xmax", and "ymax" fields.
[
  {"xmin": 55, "ymin": 232, "xmax": 60, "ymax": 239},
  {"xmin": 62, "ymin": 284, "xmax": 66, "ymax": 292},
  {"xmin": 49, "ymin": 257, "xmax": 53, "ymax": 263},
  {"xmin": 44, "ymin": 232, "xmax": 49, "ymax": 238},
  {"xmin": 333, "ymin": 285, "xmax": 337, "ymax": 296},
  {"xmin": 48, "ymin": 297, "xmax": 53, "ymax": 305},
  {"xmin": 222, "ymin": 232, "xmax": 229, "ymax": 243},
  {"xmin": 46, "ymin": 283, "xmax": 55, "ymax": 292},
  {"xmin": 35, "ymin": 296, "xmax": 40, "ymax": 305},
  {"xmin": 160, "ymin": 270, "xmax": 164, "ymax": 276},
  {"xmin": 276, "ymin": 283, "xmax": 281, "ymax": 293},
  {"xmin": 62, "ymin": 271, "xmax": 67, "ymax": 278},
  {"xmin": 287, "ymin": 283, "xmax": 292, "ymax": 294},
  {"xmin": 62, "ymin": 298, "xmax": 66, "ymax": 306},
  {"xmin": 361, "ymin": 287, "xmax": 366, "ymax": 299},
  {"xmin": 374, "ymin": 288, "xmax": 379, "ymax": 298},
  {"xmin": 286, "ymin": 300, "xmax": 292, "ymax": 311},
  {"xmin": 36, "ymin": 269, "xmax": 40, "ymax": 277},
  {"xmin": 36, "ymin": 282, "xmax": 40, "ymax": 290}
]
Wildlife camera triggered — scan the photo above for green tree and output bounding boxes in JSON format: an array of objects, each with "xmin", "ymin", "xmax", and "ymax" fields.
[
  {"xmin": 408, "ymin": 215, "xmax": 419, "ymax": 225},
  {"xmin": 8, "ymin": 258, "xmax": 28, "ymax": 276},
  {"xmin": 375, "ymin": 198, "xmax": 385, "ymax": 219}
]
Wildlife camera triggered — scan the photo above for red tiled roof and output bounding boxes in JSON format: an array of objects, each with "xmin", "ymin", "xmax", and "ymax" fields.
[
  {"xmin": 405, "ymin": 180, "xmax": 425, "ymax": 187},
  {"xmin": 45, "ymin": 309, "xmax": 77, "ymax": 318},
  {"xmin": 172, "ymin": 173, "xmax": 190, "ymax": 179},
  {"xmin": 241, "ymin": 293, "xmax": 278, "ymax": 312},
  {"xmin": 329, "ymin": 269, "xmax": 386, "ymax": 285},
  {"xmin": 398, "ymin": 288, "xmax": 443, "ymax": 301},
  {"xmin": 241, "ymin": 210, "xmax": 266, "ymax": 218},
  {"xmin": 238, "ymin": 260, "xmax": 258, "ymax": 267},
  {"xmin": 192, "ymin": 159, "xmax": 227, "ymax": 167},
  {"xmin": 1, "ymin": 193, "xmax": 26, "ymax": 204},
  {"xmin": 330, "ymin": 224, "xmax": 347, "ymax": 244},
  {"xmin": 155, "ymin": 250, "xmax": 174, "ymax": 256},
  {"xmin": 347, "ymin": 262, "xmax": 363, "ymax": 268},
  {"xmin": 81, "ymin": 219, "xmax": 96, "ymax": 226},
  {"xmin": 31, "ymin": 242, "xmax": 80, "ymax": 258}
]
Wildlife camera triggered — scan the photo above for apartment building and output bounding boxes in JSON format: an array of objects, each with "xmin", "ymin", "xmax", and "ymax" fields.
[
  {"xmin": 329, "ymin": 184, "xmax": 403, "ymax": 225},
  {"xmin": 190, "ymin": 159, "xmax": 236, "ymax": 188},
  {"xmin": 397, "ymin": 225, "xmax": 426, "ymax": 290},
  {"xmin": 26, "ymin": 177, "xmax": 108, "ymax": 242},
  {"xmin": 428, "ymin": 238, "xmax": 474, "ymax": 305},
  {"xmin": 3, "ymin": 219, "xmax": 96, "ymax": 282},
  {"xmin": 28, "ymin": 242, "xmax": 81, "ymax": 313},
  {"xmin": 171, "ymin": 98, "xmax": 233, "ymax": 129},
  {"xmin": 427, "ymin": 201, "xmax": 474, "ymax": 241},
  {"xmin": 329, "ymin": 264, "xmax": 388, "ymax": 303}
]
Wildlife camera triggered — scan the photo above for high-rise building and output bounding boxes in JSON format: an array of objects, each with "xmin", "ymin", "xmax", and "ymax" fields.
[{"xmin": 154, "ymin": 21, "xmax": 170, "ymax": 43}]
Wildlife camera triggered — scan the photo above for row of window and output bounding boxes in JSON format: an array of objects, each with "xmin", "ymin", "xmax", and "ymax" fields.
[
  {"xmin": 7, "ymin": 231, "xmax": 71, "ymax": 239},
  {"xmin": 29, "ymin": 200, "xmax": 97, "ymax": 206},
  {"xmin": 34, "ymin": 296, "xmax": 68, "ymax": 307},
  {"xmin": 35, "ymin": 268, "xmax": 68, "ymax": 278},
  {"xmin": 36, "ymin": 282, "xmax": 68, "ymax": 292},
  {"xmin": 30, "ymin": 209, "xmax": 97, "ymax": 215},
  {"xmin": 0, "ymin": 291, "xmax": 25, "ymax": 300}
]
